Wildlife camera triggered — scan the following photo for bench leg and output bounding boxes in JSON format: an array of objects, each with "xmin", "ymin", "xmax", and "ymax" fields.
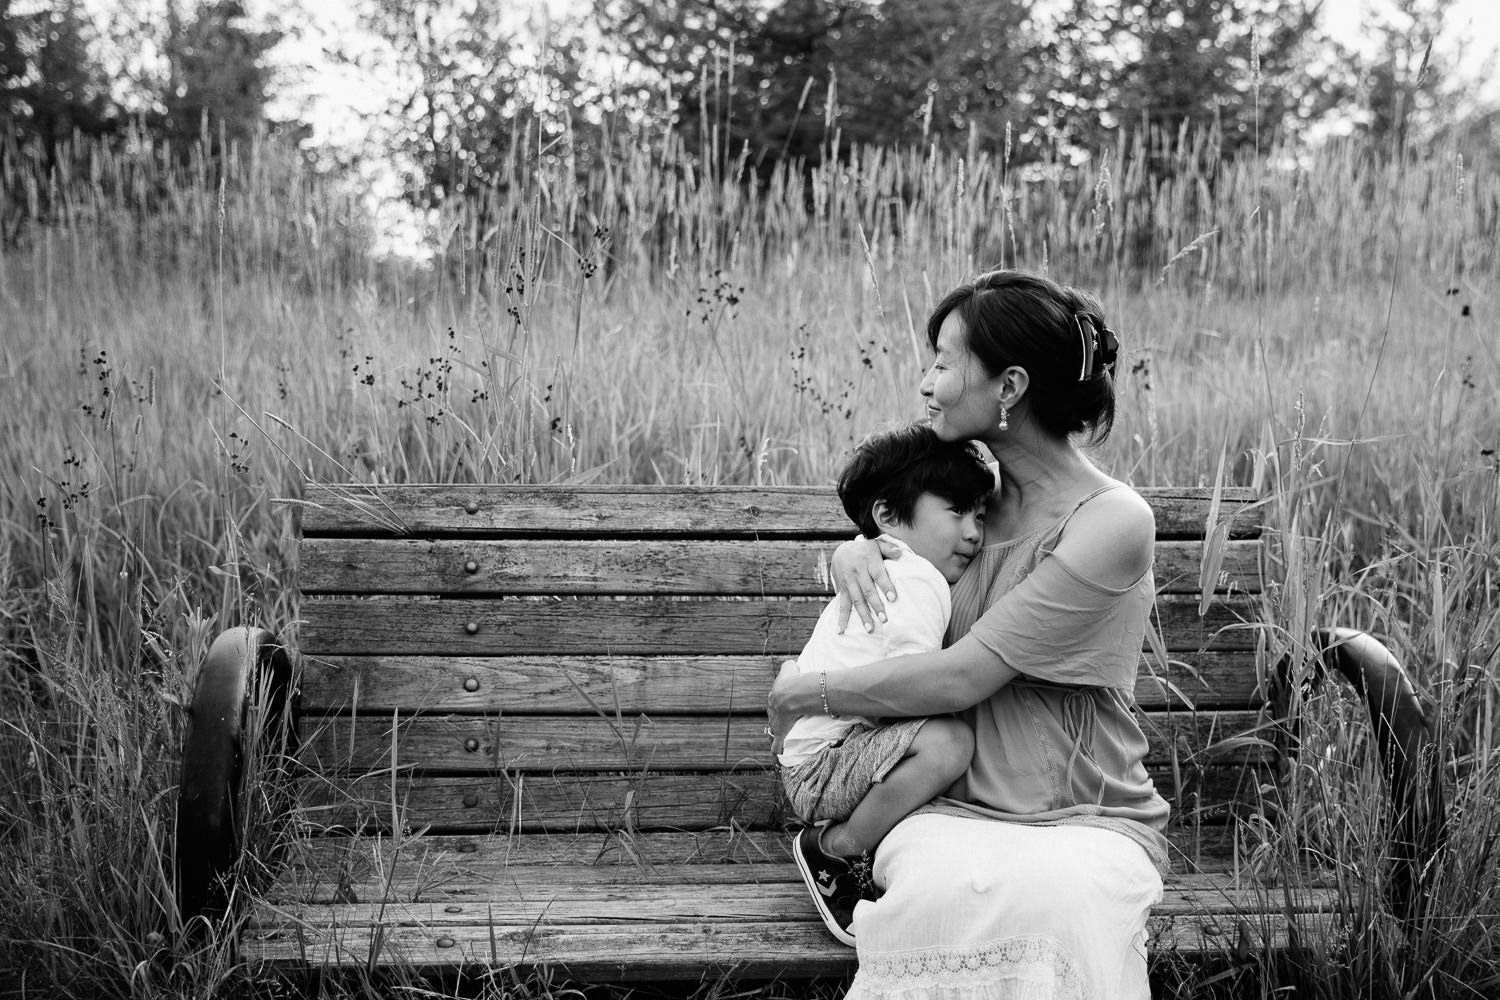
[{"xmin": 175, "ymin": 626, "xmax": 296, "ymax": 928}]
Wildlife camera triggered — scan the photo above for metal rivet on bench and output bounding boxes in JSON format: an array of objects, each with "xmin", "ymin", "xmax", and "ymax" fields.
[
  {"xmin": 463, "ymin": 560, "xmax": 479, "ymax": 574},
  {"xmin": 464, "ymin": 500, "xmax": 480, "ymax": 515},
  {"xmin": 464, "ymin": 621, "xmax": 480, "ymax": 635},
  {"xmin": 444, "ymin": 905, "xmax": 463, "ymax": 914},
  {"xmin": 463, "ymin": 677, "xmax": 480, "ymax": 692},
  {"xmin": 464, "ymin": 738, "xmax": 480, "ymax": 752},
  {"xmin": 462, "ymin": 794, "xmax": 479, "ymax": 808},
  {"xmin": 436, "ymin": 936, "xmax": 456, "ymax": 949}
]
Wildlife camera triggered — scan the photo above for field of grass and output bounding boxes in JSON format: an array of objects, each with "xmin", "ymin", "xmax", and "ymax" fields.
[{"xmin": 1, "ymin": 125, "xmax": 1498, "ymax": 997}]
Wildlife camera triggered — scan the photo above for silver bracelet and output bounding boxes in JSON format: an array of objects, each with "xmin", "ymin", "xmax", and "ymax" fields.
[{"xmin": 819, "ymin": 670, "xmax": 840, "ymax": 719}]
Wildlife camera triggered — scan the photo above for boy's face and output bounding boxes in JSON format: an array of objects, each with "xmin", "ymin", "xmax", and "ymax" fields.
[{"xmin": 882, "ymin": 492, "xmax": 985, "ymax": 583}]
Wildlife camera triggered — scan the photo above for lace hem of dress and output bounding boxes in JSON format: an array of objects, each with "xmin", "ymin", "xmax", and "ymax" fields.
[{"xmin": 849, "ymin": 935, "xmax": 1087, "ymax": 1000}]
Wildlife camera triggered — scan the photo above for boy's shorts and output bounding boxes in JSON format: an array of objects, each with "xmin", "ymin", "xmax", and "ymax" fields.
[{"xmin": 780, "ymin": 718, "xmax": 928, "ymax": 825}]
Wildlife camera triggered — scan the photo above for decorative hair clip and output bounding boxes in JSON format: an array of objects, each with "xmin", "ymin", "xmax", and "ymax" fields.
[
  {"xmin": 1074, "ymin": 314, "xmax": 1097, "ymax": 382},
  {"xmin": 1074, "ymin": 314, "xmax": 1119, "ymax": 381},
  {"xmin": 1098, "ymin": 323, "xmax": 1119, "ymax": 373}
]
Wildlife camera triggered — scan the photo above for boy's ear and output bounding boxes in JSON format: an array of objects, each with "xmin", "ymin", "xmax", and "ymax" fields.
[{"xmin": 871, "ymin": 499, "xmax": 899, "ymax": 533}]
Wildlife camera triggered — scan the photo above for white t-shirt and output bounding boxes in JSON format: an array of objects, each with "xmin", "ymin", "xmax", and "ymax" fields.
[{"xmin": 777, "ymin": 535, "xmax": 952, "ymax": 767}]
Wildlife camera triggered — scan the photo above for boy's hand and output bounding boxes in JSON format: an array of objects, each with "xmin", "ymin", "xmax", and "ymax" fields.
[
  {"xmin": 831, "ymin": 535, "xmax": 903, "ymax": 634},
  {"xmin": 767, "ymin": 660, "xmax": 801, "ymax": 754}
]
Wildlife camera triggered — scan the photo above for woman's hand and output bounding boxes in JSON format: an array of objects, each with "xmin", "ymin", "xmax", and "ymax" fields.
[
  {"xmin": 766, "ymin": 660, "xmax": 802, "ymax": 754},
  {"xmin": 831, "ymin": 535, "xmax": 904, "ymax": 633}
]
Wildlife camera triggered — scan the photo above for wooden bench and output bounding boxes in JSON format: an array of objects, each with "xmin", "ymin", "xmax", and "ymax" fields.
[{"xmin": 175, "ymin": 484, "xmax": 1444, "ymax": 983}]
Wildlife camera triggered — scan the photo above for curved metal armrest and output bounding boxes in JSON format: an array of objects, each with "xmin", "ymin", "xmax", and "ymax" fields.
[
  {"xmin": 175, "ymin": 627, "xmax": 296, "ymax": 927},
  {"xmin": 1286, "ymin": 627, "xmax": 1446, "ymax": 919}
]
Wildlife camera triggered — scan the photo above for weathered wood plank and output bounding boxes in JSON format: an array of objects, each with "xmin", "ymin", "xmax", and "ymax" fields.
[
  {"xmin": 1148, "ymin": 911, "xmax": 1339, "ymax": 963},
  {"xmin": 298, "ymin": 650, "xmax": 1266, "ymax": 714},
  {"xmin": 254, "ymin": 873, "xmax": 1334, "ymax": 919},
  {"xmin": 299, "ymin": 595, "xmax": 823, "ymax": 658},
  {"xmin": 299, "ymin": 538, "xmax": 1261, "ymax": 597},
  {"xmin": 269, "ymin": 826, "xmax": 1248, "ymax": 883},
  {"xmin": 295, "ymin": 772, "xmax": 789, "ymax": 834},
  {"xmin": 244, "ymin": 916, "xmax": 859, "ymax": 978},
  {"xmin": 293, "ymin": 762, "xmax": 1276, "ymax": 835},
  {"xmin": 298, "ymin": 655, "xmax": 789, "ymax": 715},
  {"xmin": 297, "ymin": 593, "xmax": 1263, "ymax": 657},
  {"xmin": 263, "ymin": 845, "xmax": 1299, "ymax": 909},
  {"xmin": 298, "ymin": 710, "xmax": 1276, "ymax": 775},
  {"xmin": 299, "ymin": 485, "xmax": 1264, "ymax": 540},
  {"xmin": 301, "ymin": 715, "xmax": 775, "ymax": 773},
  {"xmin": 242, "ymin": 900, "xmax": 1334, "ymax": 978}
]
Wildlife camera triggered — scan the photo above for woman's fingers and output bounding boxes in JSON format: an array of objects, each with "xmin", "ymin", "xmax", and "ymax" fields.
[
  {"xmin": 839, "ymin": 574, "xmax": 887, "ymax": 634},
  {"xmin": 830, "ymin": 535, "xmax": 899, "ymax": 633},
  {"xmin": 869, "ymin": 545, "xmax": 898, "ymax": 603}
]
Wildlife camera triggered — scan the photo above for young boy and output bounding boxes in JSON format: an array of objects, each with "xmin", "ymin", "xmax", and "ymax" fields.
[{"xmin": 778, "ymin": 422, "xmax": 992, "ymax": 945}]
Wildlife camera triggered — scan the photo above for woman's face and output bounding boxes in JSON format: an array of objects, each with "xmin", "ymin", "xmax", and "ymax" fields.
[{"xmin": 919, "ymin": 312, "xmax": 1001, "ymax": 442}]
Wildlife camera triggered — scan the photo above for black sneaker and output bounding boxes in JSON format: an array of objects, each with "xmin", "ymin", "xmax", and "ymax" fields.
[{"xmin": 791, "ymin": 827, "xmax": 877, "ymax": 946}]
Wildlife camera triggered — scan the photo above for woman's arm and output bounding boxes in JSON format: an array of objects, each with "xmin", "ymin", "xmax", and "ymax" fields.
[
  {"xmin": 771, "ymin": 486, "xmax": 1155, "ymax": 742},
  {"xmin": 769, "ymin": 635, "xmax": 1018, "ymax": 744}
]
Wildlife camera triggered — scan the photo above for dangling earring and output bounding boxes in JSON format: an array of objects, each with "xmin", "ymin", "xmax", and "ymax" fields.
[{"xmin": 997, "ymin": 406, "xmax": 1009, "ymax": 432}]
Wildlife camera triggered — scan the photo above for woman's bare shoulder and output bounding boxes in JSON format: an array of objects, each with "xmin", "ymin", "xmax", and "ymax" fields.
[
  {"xmin": 1055, "ymin": 484, "xmax": 1155, "ymax": 586},
  {"xmin": 1090, "ymin": 483, "xmax": 1155, "ymax": 531}
]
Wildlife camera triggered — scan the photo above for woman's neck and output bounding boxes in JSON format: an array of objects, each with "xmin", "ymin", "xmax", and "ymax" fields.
[{"xmin": 981, "ymin": 427, "xmax": 1104, "ymax": 521}]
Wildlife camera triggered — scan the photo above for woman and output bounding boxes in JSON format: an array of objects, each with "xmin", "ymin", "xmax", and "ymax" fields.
[{"xmin": 769, "ymin": 269, "xmax": 1170, "ymax": 999}]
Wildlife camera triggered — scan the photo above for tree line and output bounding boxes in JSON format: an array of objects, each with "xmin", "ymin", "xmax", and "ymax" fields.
[{"xmin": 1, "ymin": 0, "xmax": 1487, "ymax": 232}]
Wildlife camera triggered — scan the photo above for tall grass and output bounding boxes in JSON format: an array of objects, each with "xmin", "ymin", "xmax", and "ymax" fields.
[{"xmin": 1, "ymin": 121, "xmax": 1497, "ymax": 997}]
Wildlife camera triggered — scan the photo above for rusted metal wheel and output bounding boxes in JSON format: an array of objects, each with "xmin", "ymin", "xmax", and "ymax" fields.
[
  {"xmin": 175, "ymin": 627, "xmax": 295, "ymax": 927},
  {"xmin": 1278, "ymin": 627, "xmax": 1446, "ymax": 924}
]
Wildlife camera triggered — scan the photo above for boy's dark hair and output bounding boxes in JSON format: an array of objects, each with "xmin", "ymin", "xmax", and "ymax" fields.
[{"xmin": 837, "ymin": 423, "xmax": 993, "ymax": 539}]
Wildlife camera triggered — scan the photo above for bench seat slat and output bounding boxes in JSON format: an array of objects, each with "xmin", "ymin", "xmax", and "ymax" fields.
[
  {"xmin": 254, "ymin": 872, "xmax": 1334, "ymax": 919},
  {"xmin": 298, "ymin": 593, "xmax": 1261, "ymax": 657},
  {"xmin": 270, "ymin": 828, "xmax": 1249, "ymax": 876},
  {"xmin": 265, "ymin": 860, "xmax": 1313, "ymax": 910},
  {"xmin": 298, "ymin": 650, "xmax": 1266, "ymax": 714},
  {"xmin": 242, "ymin": 916, "xmax": 849, "ymax": 978},
  {"xmin": 300, "ymin": 485, "xmax": 1263, "ymax": 540},
  {"xmin": 299, "ymin": 538, "xmax": 1262, "ymax": 597},
  {"xmin": 242, "ymin": 899, "xmax": 1332, "ymax": 980},
  {"xmin": 295, "ymin": 764, "xmax": 1275, "ymax": 835}
]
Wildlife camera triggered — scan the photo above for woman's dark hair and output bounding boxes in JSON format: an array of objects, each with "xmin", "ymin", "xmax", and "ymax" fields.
[
  {"xmin": 838, "ymin": 423, "xmax": 993, "ymax": 539},
  {"xmin": 926, "ymin": 269, "xmax": 1119, "ymax": 442}
]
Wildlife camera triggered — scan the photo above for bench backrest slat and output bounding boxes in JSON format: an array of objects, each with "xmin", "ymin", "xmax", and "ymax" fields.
[
  {"xmin": 297, "ymin": 593, "xmax": 1258, "ymax": 657},
  {"xmin": 300, "ymin": 485, "xmax": 1263, "ymax": 539},
  {"xmin": 297, "ymin": 649, "xmax": 1264, "ymax": 714},
  {"xmin": 298, "ymin": 538, "xmax": 1261, "ymax": 596},
  {"xmin": 299, "ymin": 710, "xmax": 1273, "ymax": 773},
  {"xmin": 298, "ymin": 766, "xmax": 1272, "ymax": 835}
]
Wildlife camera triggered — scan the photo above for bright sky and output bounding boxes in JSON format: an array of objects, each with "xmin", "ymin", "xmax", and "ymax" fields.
[{"xmin": 1323, "ymin": 0, "xmax": 1499, "ymax": 95}]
